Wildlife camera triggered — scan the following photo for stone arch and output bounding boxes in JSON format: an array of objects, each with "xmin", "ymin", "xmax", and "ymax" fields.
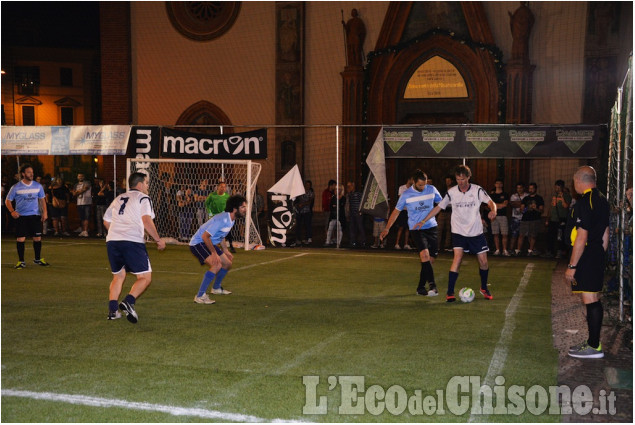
[{"xmin": 176, "ymin": 100, "xmax": 233, "ymax": 134}]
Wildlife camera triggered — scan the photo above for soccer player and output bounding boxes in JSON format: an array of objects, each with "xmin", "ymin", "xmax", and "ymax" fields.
[
  {"xmin": 565, "ymin": 166, "xmax": 609, "ymax": 359},
  {"xmin": 190, "ymin": 194, "xmax": 247, "ymax": 304},
  {"xmin": 103, "ymin": 172, "xmax": 166, "ymax": 323},
  {"xmin": 416, "ymin": 165, "xmax": 497, "ymax": 302},
  {"xmin": 380, "ymin": 170, "xmax": 442, "ymax": 296},
  {"xmin": 5, "ymin": 163, "xmax": 50, "ymax": 268}
]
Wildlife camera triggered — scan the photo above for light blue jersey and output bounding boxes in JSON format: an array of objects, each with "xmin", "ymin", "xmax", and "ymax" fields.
[
  {"xmin": 396, "ymin": 185, "xmax": 442, "ymax": 230},
  {"xmin": 189, "ymin": 211, "xmax": 235, "ymax": 246},
  {"xmin": 6, "ymin": 180, "xmax": 45, "ymax": 216}
]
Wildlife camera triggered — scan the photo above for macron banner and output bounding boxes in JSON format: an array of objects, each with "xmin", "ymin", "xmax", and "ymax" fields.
[
  {"xmin": 1, "ymin": 125, "xmax": 132, "ymax": 155},
  {"xmin": 382, "ymin": 125, "xmax": 604, "ymax": 159},
  {"xmin": 161, "ymin": 127, "xmax": 267, "ymax": 159}
]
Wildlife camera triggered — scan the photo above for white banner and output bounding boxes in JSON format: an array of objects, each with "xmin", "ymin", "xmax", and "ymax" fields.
[{"xmin": 1, "ymin": 125, "xmax": 132, "ymax": 155}]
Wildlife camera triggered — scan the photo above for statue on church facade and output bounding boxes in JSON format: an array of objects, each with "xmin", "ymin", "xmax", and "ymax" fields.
[
  {"xmin": 508, "ymin": 2, "xmax": 534, "ymax": 64},
  {"xmin": 342, "ymin": 9, "xmax": 366, "ymax": 67}
]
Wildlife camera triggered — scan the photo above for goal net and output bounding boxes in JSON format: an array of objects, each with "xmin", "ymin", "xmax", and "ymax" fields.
[{"xmin": 127, "ymin": 158, "xmax": 263, "ymax": 250}]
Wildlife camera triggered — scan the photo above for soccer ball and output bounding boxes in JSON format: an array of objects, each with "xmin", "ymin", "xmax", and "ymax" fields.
[{"xmin": 459, "ymin": 287, "xmax": 475, "ymax": 303}]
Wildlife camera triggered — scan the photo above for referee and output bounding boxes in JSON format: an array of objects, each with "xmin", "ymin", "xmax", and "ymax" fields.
[
  {"xmin": 565, "ymin": 166, "xmax": 609, "ymax": 359},
  {"xmin": 5, "ymin": 163, "xmax": 50, "ymax": 268}
]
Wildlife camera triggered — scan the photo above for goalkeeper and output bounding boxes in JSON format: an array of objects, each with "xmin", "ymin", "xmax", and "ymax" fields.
[
  {"xmin": 190, "ymin": 195, "xmax": 247, "ymax": 304},
  {"xmin": 205, "ymin": 181, "xmax": 236, "ymax": 253}
]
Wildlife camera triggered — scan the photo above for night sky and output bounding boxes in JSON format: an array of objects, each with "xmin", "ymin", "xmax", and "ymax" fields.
[{"xmin": 1, "ymin": 2, "xmax": 100, "ymax": 49}]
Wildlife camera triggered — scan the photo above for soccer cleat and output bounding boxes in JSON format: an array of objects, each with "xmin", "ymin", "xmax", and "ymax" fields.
[
  {"xmin": 33, "ymin": 258, "xmax": 50, "ymax": 266},
  {"xmin": 446, "ymin": 294, "xmax": 456, "ymax": 303},
  {"xmin": 194, "ymin": 293, "xmax": 216, "ymax": 304},
  {"xmin": 480, "ymin": 288, "xmax": 493, "ymax": 300},
  {"xmin": 568, "ymin": 342, "xmax": 604, "ymax": 359},
  {"xmin": 211, "ymin": 287, "xmax": 232, "ymax": 295},
  {"xmin": 119, "ymin": 300, "xmax": 138, "ymax": 324},
  {"xmin": 416, "ymin": 287, "xmax": 428, "ymax": 296},
  {"xmin": 14, "ymin": 261, "xmax": 26, "ymax": 269},
  {"xmin": 107, "ymin": 311, "xmax": 122, "ymax": 320},
  {"xmin": 428, "ymin": 283, "xmax": 439, "ymax": 296}
]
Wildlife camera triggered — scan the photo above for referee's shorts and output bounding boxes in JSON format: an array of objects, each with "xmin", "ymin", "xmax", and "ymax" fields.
[{"xmin": 572, "ymin": 244, "xmax": 606, "ymax": 293}]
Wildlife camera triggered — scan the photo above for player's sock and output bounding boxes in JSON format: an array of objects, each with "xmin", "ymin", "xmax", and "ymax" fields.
[
  {"xmin": 17, "ymin": 241, "xmax": 25, "ymax": 262},
  {"xmin": 124, "ymin": 294, "xmax": 136, "ymax": 305},
  {"xmin": 448, "ymin": 271, "xmax": 459, "ymax": 295},
  {"xmin": 423, "ymin": 261, "xmax": 435, "ymax": 284},
  {"xmin": 213, "ymin": 268, "xmax": 229, "ymax": 290},
  {"xmin": 197, "ymin": 271, "xmax": 216, "ymax": 297},
  {"xmin": 33, "ymin": 241, "xmax": 42, "ymax": 260},
  {"xmin": 479, "ymin": 268, "xmax": 489, "ymax": 290},
  {"xmin": 109, "ymin": 300, "xmax": 119, "ymax": 313},
  {"xmin": 586, "ymin": 301, "xmax": 603, "ymax": 349},
  {"xmin": 418, "ymin": 263, "xmax": 427, "ymax": 289}
]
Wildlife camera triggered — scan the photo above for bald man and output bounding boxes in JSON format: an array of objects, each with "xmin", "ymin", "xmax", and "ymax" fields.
[{"xmin": 565, "ymin": 166, "xmax": 609, "ymax": 359}]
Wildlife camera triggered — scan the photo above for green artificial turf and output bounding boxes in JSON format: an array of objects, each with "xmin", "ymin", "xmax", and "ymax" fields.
[{"xmin": 1, "ymin": 238, "xmax": 559, "ymax": 422}]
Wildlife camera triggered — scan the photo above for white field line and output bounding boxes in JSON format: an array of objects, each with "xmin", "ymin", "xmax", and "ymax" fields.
[
  {"xmin": 1, "ymin": 389, "xmax": 302, "ymax": 423},
  {"xmin": 468, "ymin": 263, "xmax": 535, "ymax": 423}
]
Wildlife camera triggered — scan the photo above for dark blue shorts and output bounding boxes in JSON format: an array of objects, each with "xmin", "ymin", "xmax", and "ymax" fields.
[
  {"xmin": 451, "ymin": 233, "xmax": 489, "ymax": 255},
  {"xmin": 190, "ymin": 242, "xmax": 223, "ymax": 265},
  {"xmin": 77, "ymin": 205, "xmax": 91, "ymax": 221},
  {"xmin": 106, "ymin": 241, "xmax": 151, "ymax": 274}
]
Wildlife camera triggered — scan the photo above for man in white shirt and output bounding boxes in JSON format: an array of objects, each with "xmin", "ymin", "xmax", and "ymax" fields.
[
  {"xmin": 103, "ymin": 172, "xmax": 166, "ymax": 323},
  {"xmin": 416, "ymin": 165, "xmax": 497, "ymax": 302},
  {"xmin": 72, "ymin": 173, "xmax": 92, "ymax": 237}
]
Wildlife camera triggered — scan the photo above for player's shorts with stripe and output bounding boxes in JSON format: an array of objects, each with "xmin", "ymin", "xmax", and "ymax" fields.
[
  {"xmin": 190, "ymin": 242, "xmax": 224, "ymax": 265},
  {"xmin": 15, "ymin": 215, "xmax": 43, "ymax": 238},
  {"xmin": 451, "ymin": 233, "xmax": 489, "ymax": 254},
  {"xmin": 106, "ymin": 241, "xmax": 152, "ymax": 274},
  {"xmin": 572, "ymin": 244, "xmax": 606, "ymax": 293},
  {"xmin": 410, "ymin": 227, "xmax": 438, "ymax": 257}
]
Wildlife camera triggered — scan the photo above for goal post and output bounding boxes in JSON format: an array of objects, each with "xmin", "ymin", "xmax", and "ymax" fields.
[{"xmin": 127, "ymin": 158, "xmax": 263, "ymax": 250}]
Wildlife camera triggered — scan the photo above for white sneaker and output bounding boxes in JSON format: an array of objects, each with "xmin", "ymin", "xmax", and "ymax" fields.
[
  {"xmin": 211, "ymin": 287, "xmax": 232, "ymax": 295},
  {"xmin": 79, "ymin": 231, "xmax": 89, "ymax": 237},
  {"xmin": 493, "ymin": 250, "xmax": 501, "ymax": 256},
  {"xmin": 194, "ymin": 293, "xmax": 216, "ymax": 304},
  {"xmin": 503, "ymin": 250, "xmax": 511, "ymax": 257},
  {"xmin": 394, "ymin": 244, "xmax": 401, "ymax": 250},
  {"xmin": 404, "ymin": 244, "xmax": 412, "ymax": 250},
  {"xmin": 307, "ymin": 238, "xmax": 312, "ymax": 243}
]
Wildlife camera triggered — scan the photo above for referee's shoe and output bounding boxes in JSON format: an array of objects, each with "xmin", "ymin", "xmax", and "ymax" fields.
[{"xmin": 33, "ymin": 258, "xmax": 50, "ymax": 266}]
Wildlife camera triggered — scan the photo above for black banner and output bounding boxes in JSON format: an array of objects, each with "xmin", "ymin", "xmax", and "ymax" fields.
[
  {"xmin": 383, "ymin": 125, "xmax": 604, "ymax": 159},
  {"xmin": 161, "ymin": 127, "xmax": 267, "ymax": 159},
  {"xmin": 127, "ymin": 126, "xmax": 161, "ymax": 160}
]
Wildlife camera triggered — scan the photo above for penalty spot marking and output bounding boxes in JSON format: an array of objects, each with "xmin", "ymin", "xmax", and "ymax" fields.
[{"xmin": 1, "ymin": 389, "xmax": 301, "ymax": 423}]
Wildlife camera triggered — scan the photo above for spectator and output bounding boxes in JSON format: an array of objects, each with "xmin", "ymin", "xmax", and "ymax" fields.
[
  {"xmin": 194, "ymin": 179, "xmax": 210, "ymax": 228},
  {"xmin": 395, "ymin": 176, "xmax": 414, "ymax": 250},
  {"xmin": 325, "ymin": 184, "xmax": 345, "ymax": 246},
  {"xmin": 293, "ymin": 180, "xmax": 314, "ymax": 246},
  {"xmin": 71, "ymin": 173, "xmax": 92, "ymax": 237},
  {"xmin": 94, "ymin": 179, "xmax": 113, "ymax": 238},
  {"xmin": 515, "ymin": 182, "xmax": 544, "ymax": 256},
  {"xmin": 371, "ymin": 215, "xmax": 387, "ymax": 248},
  {"xmin": 490, "ymin": 178, "xmax": 511, "ymax": 256},
  {"xmin": 543, "ymin": 179, "xmax": 571, "ymax": 258},
  {"xmin": 346, "ymin": 181, "xmax": 365, "ymax": 248},
  {"xmin": 50, "ymin": 177, "xmax": 71, "ymax": 236},
  {"xmin": 177, "ymin": 186, "xmax": 195, "ymax": 242},
  {"xmin": 509, "ymin": 182, "xmax": 528, "ymax": 255},
  {"xmin": 322, "ymin": 179, "xmax": 336, "ymax": 239}
]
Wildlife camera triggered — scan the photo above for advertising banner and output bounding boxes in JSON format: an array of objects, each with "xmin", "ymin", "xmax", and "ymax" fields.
[
  {"xmin": 382, "ymin": 125, "xmax": 604, "ymax": 159},
  {"xmin": 1, "ymin": 125, "xmax": 131, "ymax": 155},
  {"xmin": 161, "ymin": 127, "xmax": 267, "ymax": 159}
]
